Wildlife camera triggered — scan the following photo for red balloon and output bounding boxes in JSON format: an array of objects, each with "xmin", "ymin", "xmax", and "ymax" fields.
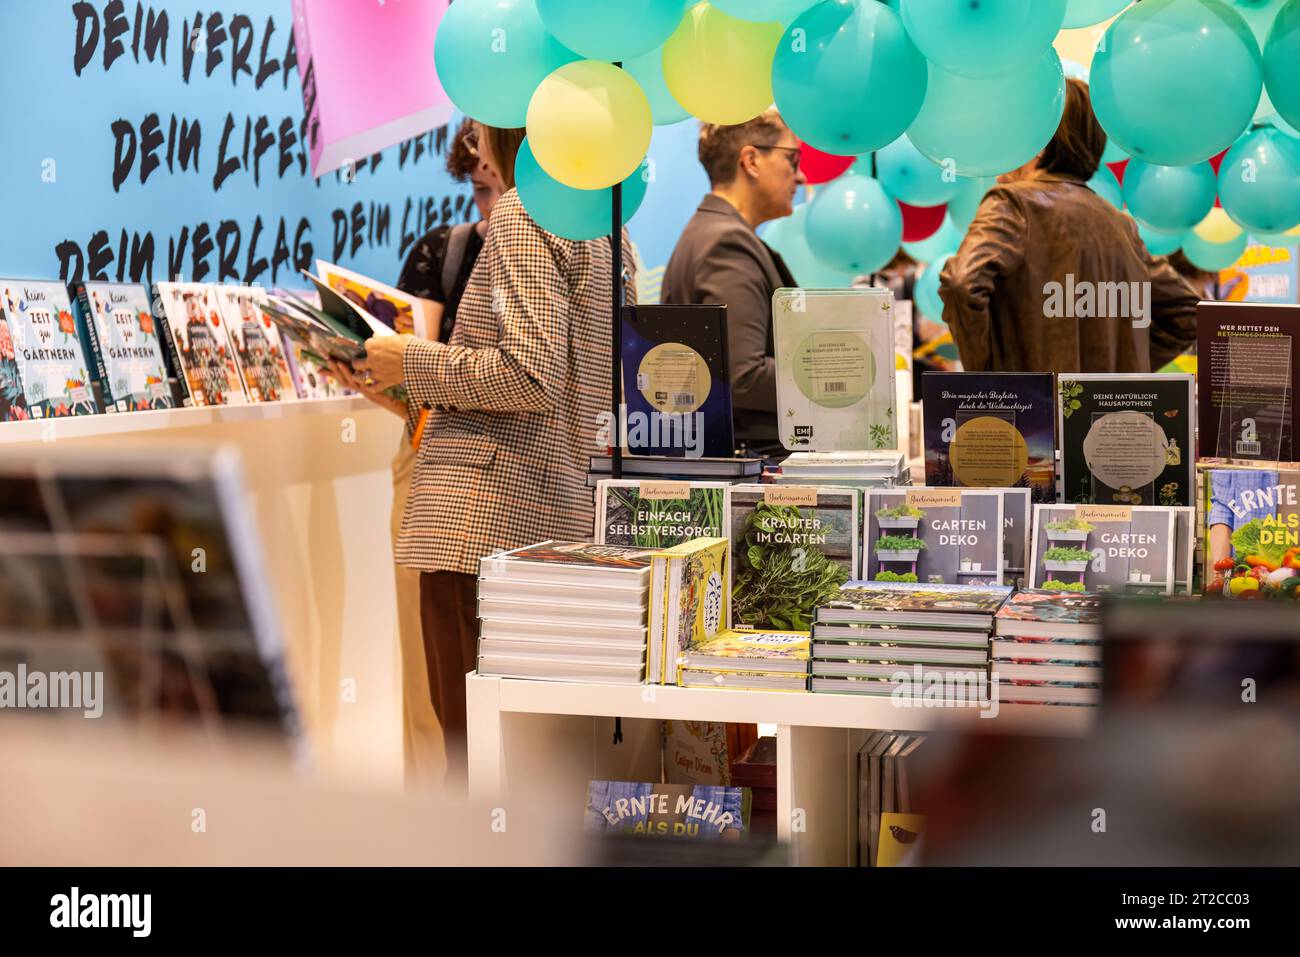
[
  {"xmin": 799, "ymin": 143, "xmax": 854, "ymax": 185},
  {"xmin": 1107, "ymin": 159, "xmax": 1129, "ymax": 186},
  {"xmin": 1209, "ymin": 148, "xmax": 1229, "ymax": 207},
  {"xmin": 899, "ymin": 201, "xmax": 947, "ymax": 243}
]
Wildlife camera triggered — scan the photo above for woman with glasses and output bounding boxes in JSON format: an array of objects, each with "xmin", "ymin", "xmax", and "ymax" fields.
[{"xmin": 332, "ymin": 121, "xmax": 635, "ymax": 784}]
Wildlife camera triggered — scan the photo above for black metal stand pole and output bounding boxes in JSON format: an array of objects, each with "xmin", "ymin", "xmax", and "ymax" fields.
[{"xmin": 611, "ymin": 179, "xmax": 623, "ymax": 481}]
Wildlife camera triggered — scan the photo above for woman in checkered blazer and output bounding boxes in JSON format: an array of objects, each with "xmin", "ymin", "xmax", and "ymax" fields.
[{"xmin": 336, "ymin": 123, "xmax": 634, "ymax": 780}]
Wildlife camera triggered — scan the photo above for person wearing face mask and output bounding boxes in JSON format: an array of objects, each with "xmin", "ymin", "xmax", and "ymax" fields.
[
  {"xmin": 661, "ymin": 109, "xmax": 804, "ymax": 459},
  {"xmin": 332, "ymin": 121, "xmax": 634, "ymax": 785}
]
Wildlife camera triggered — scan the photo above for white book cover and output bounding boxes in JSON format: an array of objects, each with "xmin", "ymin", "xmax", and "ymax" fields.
[
  {"xmin": 155, "ymin": 281, "xmax": 247, "ymax": 407},
  {"xmin": 773, "ymin": 287, "xmax": 897, "ymax": 452},
  {"xmin": 213, "ymin": 285, "xmax": 299, "ymax": 404}
]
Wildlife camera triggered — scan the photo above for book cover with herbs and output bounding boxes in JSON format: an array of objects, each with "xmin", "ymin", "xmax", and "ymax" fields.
[
  {"xmin": 1196, "ymin": 301, "xmax": 1300, "ymax": 462},
  {"xmin": 620, "ymin": 304, "xmax": 733, "ymax": 458},
  {"xmin": 773, "ymin": 287, "xmax": 897, "ymax": 452},
  {"xmin": 214, "ymin": 286, "xmax": 298, "ymax": 404},
  {"xmin": 1057, "ymin": 373, "xmax": 1194, "ymax": 507},
  {"xmin": 826, "ymin": 581, "xmax": 1013, "ymax": 615},
  {"xmin": 154, "ymin": 282, "xmax": 247, "ymax": 407},
  {"xmin": 73, "ymin": 282, "xmax": 173, "ymax": 412},
  {"xmin": 729, "ymin": 485, "xmax": 857, "ymax": 631},
  {"xmin": 596, "ymin": 480, "xmax": 729, "ymax": 547},
  {"xmin": 863, "ymin": 488, "xmax": 1005, "ymax": 587},
  {"xmin": 922, "ymin": 372, "xmax": 1056, "ymax": 503},
  {"xmin": 1202, "ymin": 467, "xmax": 1300, "ymax": 600},
  {"xmin": 1029, "ymin": 504, "xmax": 1176, "ymax": 594},
  {"xmin": 0, "ymin": 280, "xmax": 98, "ymax": 419},
  {"xmin": 487, "ymin": 540, "xmax": 658, "ymax": 570},
  {"xmin": 584, "ymin": 780, "xmax": 749, "ymax": 839}
]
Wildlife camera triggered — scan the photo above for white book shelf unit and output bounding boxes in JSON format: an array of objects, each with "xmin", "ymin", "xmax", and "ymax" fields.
[{"xmin": 466, "ymin": 673, "xmax": 1093, "ymax": 867}]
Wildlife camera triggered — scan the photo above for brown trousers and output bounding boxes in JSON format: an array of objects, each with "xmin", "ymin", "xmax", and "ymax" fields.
[{"xmin": 418, "ymin": 569, "xmax": 480, "ymax": 779}]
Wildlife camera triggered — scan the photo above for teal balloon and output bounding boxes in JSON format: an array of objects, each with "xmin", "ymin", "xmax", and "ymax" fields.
[
  {"xmin": 1232, "ymin": 0, "xmax": 1287, "ymax": 120},
  {"xmin": 1138, "ymin": 220, "xmax": 1188, "ymax": 256},
  {"xmin": 947, "ymin": 176, "xmax": 996, "ymax": 230},
  {"xmin": 1063, "ymin": 0, "xmax": 1130, "ymax": 29},
  {"xmin": 1264, "ymin": 0, "xmax": 1300, "ymax": 131},
  {"xmin": 536, "ymin": 0, "xmax": 687, "ymax": 61},
  {"xmin": 914, "ymin": 254, "xmax": 951, "ymax": 322},
  {"xmin": 1183, "ymin": 229, "xmax": 1250, "ymax": 270},
  {"xmin": 772, "ymin": 1, "xmax": 927, "ymax": 155},
  {"xmin": 1121, "ymin": 159, "xmax": 1217, "ymax": 232},
  {"xmin": 1090, "ymin": 163, "xmax": 1124, "ymax": 209},
  {"xmin": 713, "ymin": 0, "xmax": 817, "ymax": 21},
  {"xmin": 762, "ymin": 205, "xmax": 855, "ymax": 287},
  {"xmin": 907, "ymin": 50, "xmax": 1066, "ymax": 177},
  {"xmin": 900, "ymin": 0, "xmax": 1067, "ymax": 78},
  {"xmin": 1218, "ymin": 126, "xmax": 1300, "ymax": 234},
  {"xmin": 1270, "ymin": 111, "xmax": 1300, "ymax": 138},
  {"xmin": 875, "ymin": 135, "xmax": 963, "ymax": 207},
  {"xmin": 624, "ymin": 46, "xmax": 690, "ymax": 125},
  {"xmin": 1251, "ymin": 227, "xmax": 1300, "ymax": 245},
  {"xmin": 903, "ymin": 213, "xmax": 964, "ymax": 261},
  {"xmin": 1101, "ymin": 137, "xmax": 1129, "ymax": 165},
  {"xmin": 515, "ymin": 138, "xmax": 648, "ymax": 240},
  {"xmin": 1091, "ymin": 0, "xmax": 1262, "ymax": 167},
  {"xmin": 434, "ymin": 0, "xmax": 580, "ymax": 126},
  {"xmin": 805, "ymin": 174, "xmax": 903, "ymax": 274}
]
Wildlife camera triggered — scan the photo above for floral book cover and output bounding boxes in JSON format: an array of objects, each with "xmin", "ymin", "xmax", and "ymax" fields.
[
  {"xmin": 1202, "ymin": 467, "xmax": 1300, "ymax": 600},
  {"xmin": 0, "ymin": 280, "xmax": 99, "ymax": 419},
  {"xmin": 668, "ymin": 538, "xmax": 729, "ymax": 659},
  {"xmin": 994, "ymin": 590, "xmax": 1102, "ymax": 625},
  {"xmin": 827, "ymin": 581, "xmax": 1013, "ymax": 614},
  {"xmin": 76, "ymin": 282, "xmax": 173, "ymax": 412},
  {"xmin": 729, "ymin": 485, "xmax": 857, "ymax": 631},
  {"xmin": 1056, "ymin": 373, "xmax": 1195, "ymax": 507},
  {"xmin": 584, "ymin": 780, "xmax": 750, "ymax": 840},
  {"xmin": 155, "ymin": 282, "xmax": 247, "ymax": 408},
  {"xmin": 213, "ymin": 286, "xmax": 298, "ymax": 403}
]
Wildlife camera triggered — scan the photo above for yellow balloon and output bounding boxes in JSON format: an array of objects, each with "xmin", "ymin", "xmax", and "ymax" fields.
[
  {"xmin": 662, "ymin": 2, "xmax": 782, "ymax": 125},
  {"xmin": 526, "ymin": 60, "xmax": 652, "ymax": 190},
  {"xmin": 1193, "ymin": 206, "xmax": 1244, "ymax": 244}
]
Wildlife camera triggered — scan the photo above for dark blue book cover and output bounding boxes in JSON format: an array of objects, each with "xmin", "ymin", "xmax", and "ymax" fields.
[
  {"xmin": 922, "ymin": 372, "xmax": 1057, "ymax": 504},
  {"xmin": 619, "ymin": 304, "xmax": 733, "ymax": 459}
]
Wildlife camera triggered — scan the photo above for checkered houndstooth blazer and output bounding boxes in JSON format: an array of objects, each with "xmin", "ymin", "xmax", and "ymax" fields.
[{"xmin": 395, "ymin": 189, "xmax": 634, "ymax": 575}]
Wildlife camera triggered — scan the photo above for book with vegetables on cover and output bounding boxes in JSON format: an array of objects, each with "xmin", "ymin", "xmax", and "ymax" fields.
[
  {"xmin": 729, "ymin": 485, "xmax": 858, "ymax": 631},
  {"xmin": 596, "ymin": 479, "xmax": 730, "ymax": 548},
  {"xmin": 1202, "ymin": 467, "xmax": 1300, "ymax": 599}
]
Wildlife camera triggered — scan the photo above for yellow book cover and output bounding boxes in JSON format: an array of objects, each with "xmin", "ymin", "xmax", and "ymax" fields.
[
  {"xmin": 877, "ymin": 813, "xmax": 926, "ymax": 867},
  {"xmin": 661, "ymin": 538, "xmax": 730, "ymax": 684},
  {"xmin": 684, "ymin": 628, "xmax": 810, "ymax": 661}
]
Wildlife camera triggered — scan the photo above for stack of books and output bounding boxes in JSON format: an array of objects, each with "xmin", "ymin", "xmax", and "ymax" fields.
[
  {"xmin": 677, "ymin": 628, "xmax": 811, "ymax": 692},
  {"xmin": 476, "ymin": 541, "xmax": 656, "ymax": 684},
  {"xmin": 587, "ymin": 454, "xmax": 763, "ymax": 487},
  {"xmin": 991, "ymin": 590, "xmax": 1102, "ymax": 707},
  {"xmin": 809, "ymin": 582, "xmax": 1013, "ymax": 699},
  {"xmin": 858, "ymin": 731, "xmax": 926, "ymax": 866},
  {"xmin": 772, "ymin": 450, "xmax": 910, "ymax": 488}
]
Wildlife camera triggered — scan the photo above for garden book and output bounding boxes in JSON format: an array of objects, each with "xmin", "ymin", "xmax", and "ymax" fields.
[
  {"xmin": 154, "ymin": 281, "xmax": 248, "ymax": 407},
  {"xmin": 595, "ymin": 479, "xmax": 730, "ymax": 548},
  {"xmin": 1196, "ymin": 301, "xmax": 1300, "ymax": 463},
  {"xmin": 1201, "ymin": 466, "xmax": 1300, "ymax": 599},
  {"xmin": 315, "ymin": 259, "xmax": 438, "ymax": 337},
  {"xmin": 0, "ymin": 279, "xmax": 99, "ymax": 418},
  {"xmin": 619, "ymin": 304, "xmax": 733, "ymax": 458},
  {"xmin": 1028, "ymin": 503, "xmax": 1176, "ymax": 595},
  {"xmin": 72, "ymin": 282, "xmax": 173, "ymax": 412},
  {"xmin": 863, "ymin": 488, "xmax": 1006, "ymax": 587},
  {"xmin": 773, "ymin": 287, "xmax": 897, "ymax": 452},
  {"xmin": 992, "ymin": 589, "xmax": 1102, "ymax": 640},
  {"xmin": 479, "ymin": 540, "xmax": 657, "ymax": 588},
  {"xmin": 648, "ymin": 537, "xmax": 729, "ymax": 685},
  {"xmin": 213, "ymin": 286, "xmax": 298, "ymax": 404},
  {"xmin": 921, "ymin": 371, "xmax": 1056, "ymax": 503},
  {"xmin": 678, "ymin": 628, "xmax": 810, "ymax": 675},
  {"xmin": 818, "ymin": 581, "xmax": 1013, "ymax": 628},
  {"xmin": 584, "ymin": 781, "xmax": 750, "ymax": 839},
  {"xmin": 1056, "ymin": 372, "xmax": 1195, "ymax": 507},
  {"xmin": 728, "ymin": 484, "xmax": 858, "ymax": 631}
]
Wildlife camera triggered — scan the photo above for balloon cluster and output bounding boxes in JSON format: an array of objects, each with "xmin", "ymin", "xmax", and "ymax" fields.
[{"xmin": 432, "ymin": 0, "xmax": 1300, "ymax": 284}]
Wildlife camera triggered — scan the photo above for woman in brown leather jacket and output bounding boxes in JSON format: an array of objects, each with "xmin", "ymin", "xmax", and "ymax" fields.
[{"xmin": 940, "ymin": 79, "xmax": 1200, "ymax": 374}]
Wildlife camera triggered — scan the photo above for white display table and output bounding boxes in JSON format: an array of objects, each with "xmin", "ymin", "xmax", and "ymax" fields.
[
  {"xmin": 2, "ymin": 397, "xmax": 407, "ymax": 783},
  {"xmin": 466, "ymin": 673, "xmax": 1093, "ymax": 866}
]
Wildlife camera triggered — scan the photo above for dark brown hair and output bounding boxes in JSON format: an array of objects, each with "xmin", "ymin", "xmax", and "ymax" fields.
[
  {"xmin": 698, "ymin": 108, "xmax": 788, "ymax": 187},
  {"xmin": 482, "ymin": 125, "xmax": 526, "ymax": 191},
  {"xmin": 1039, "ymin": 78, "xmax": 1107, "ymax": 181},
  {"xmin": 446, "ymin": 117, "xmax": 479, "ymax": 182}
]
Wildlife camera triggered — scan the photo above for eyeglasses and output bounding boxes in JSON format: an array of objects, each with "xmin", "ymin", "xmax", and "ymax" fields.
[
  {"xmin": 753, "ymin": 144, "xmax": 802, "ymax": 171},
  {"xmin": 462, "ymin": 129, "xmax": 479, "ymax": 157}
]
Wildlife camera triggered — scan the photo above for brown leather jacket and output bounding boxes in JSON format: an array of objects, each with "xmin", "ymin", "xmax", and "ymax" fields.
[{"xmin": 939, "ymin": 173, "xmax": 1199, "ymax": 373}]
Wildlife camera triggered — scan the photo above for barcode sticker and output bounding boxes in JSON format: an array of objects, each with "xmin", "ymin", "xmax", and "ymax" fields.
[
  {"xmin": 636, "ymin": 373, "xmax": 649, "ymax": 389},
  {"xmin": 1236, "ymin": 440, "xmax": 1262, "ymax": 456},
  {"xmin": 823, "ymin": 381, "xmax": 847, "ymax": 394},
  {"xmin": 670, "ymin": 393, "xmax": 694, "ymax": 405}
]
